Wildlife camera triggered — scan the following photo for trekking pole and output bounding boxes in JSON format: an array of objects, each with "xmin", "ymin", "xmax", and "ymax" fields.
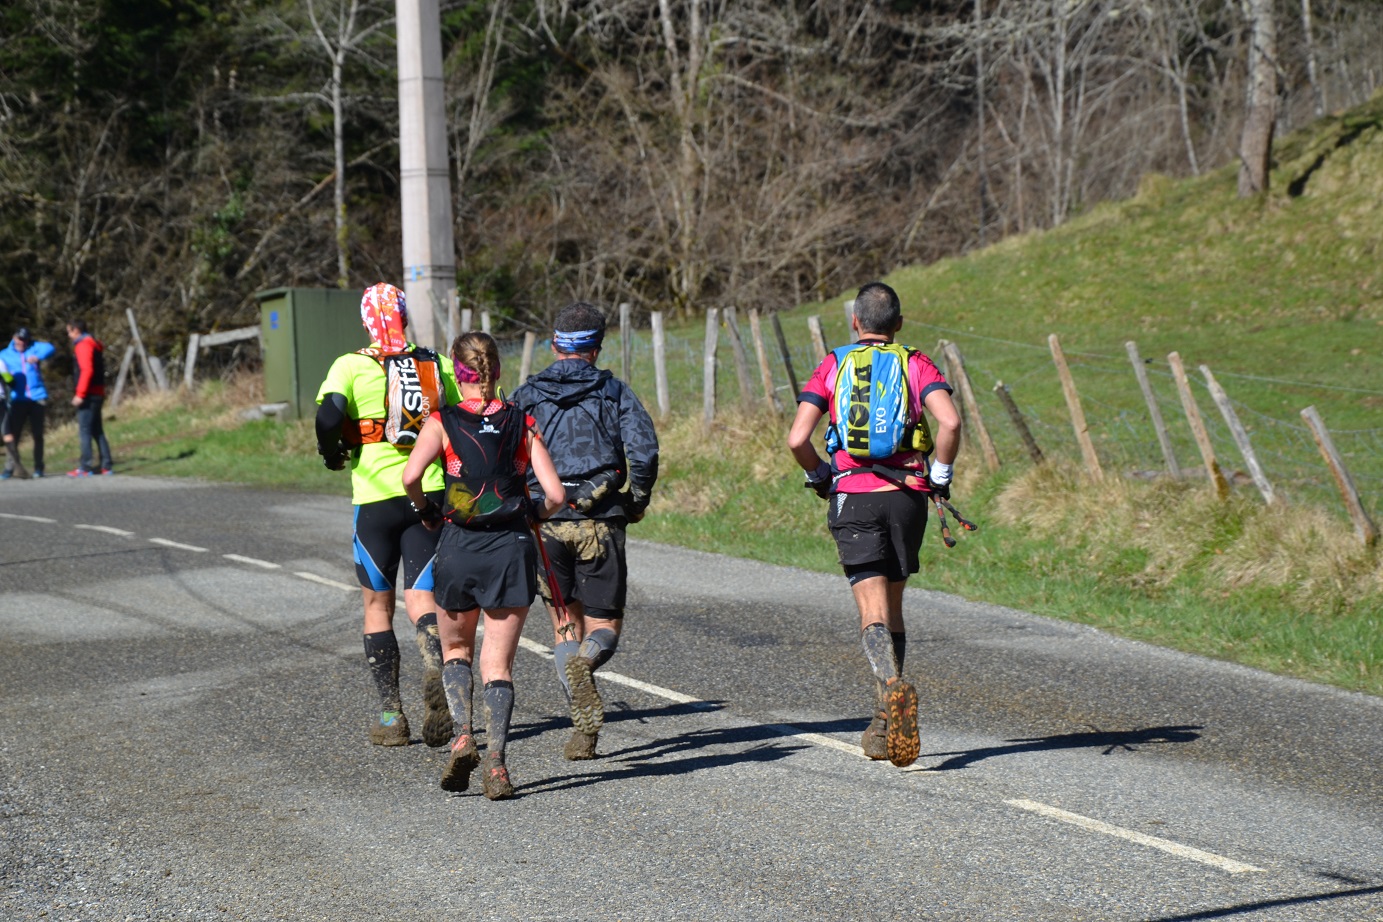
[
  {"xmin": 529, "ymin": 514, "xmax": 578, "ymax": 642},
  {"xmin": 940, "ymin": 498, "xmax": 978, "ymax": 533},
  {"xmin": 931, "ymin": 495, "xmax": 956, "ymax": 548}
]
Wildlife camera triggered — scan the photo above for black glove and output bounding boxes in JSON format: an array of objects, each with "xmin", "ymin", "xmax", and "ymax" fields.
[
  {"xmin": 804, "ymin": 462, "xmax": 832, "ymax": 500},
  {"xmin": 625, "ymin": 487, "xmax": 650, "ymax": 523},
  {"xmin": 566, "ymin": 469, "xmax": 625, "ymax": 514},
  {"xmin": 565, "ymin": 479, "xmax": 599, "ymax": 514},
  {"xmin": 410, "ymin": 497, "xmax": 444, "ymax": 530},
  {"xmin": 929, "ymin": 480, "xmax": 950, "ymax": 500},
  {"xmin": 318, "ymin": 441, "xmax": 348, "ymax": 471}
]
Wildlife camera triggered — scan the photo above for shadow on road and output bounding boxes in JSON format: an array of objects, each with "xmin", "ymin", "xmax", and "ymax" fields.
[
  {"xmin": 507, "ymin": 699, "xmax": 727, "ymax": 746},
  {"xmin": 517, "ymin": 717, "xmax": 806, "ymax": 797},
  {"xmin": 920, "ymin": 724, "xmax": 1204, "ymax": 772},
  {"xmin": 1141, "ymin": 883, "xmax": 1383, "ymax": 921}
]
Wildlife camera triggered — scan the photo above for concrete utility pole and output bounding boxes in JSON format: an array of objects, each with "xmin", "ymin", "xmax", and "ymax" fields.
[{"xmin": 396, "ymin": 0, "xmax": 455, "ymax": 350}]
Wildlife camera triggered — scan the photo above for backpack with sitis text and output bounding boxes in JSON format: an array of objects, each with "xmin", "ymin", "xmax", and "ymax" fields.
[
  {"xmin": 348, "ymin": 347, "xmax": 443, "ymax": 447},
  {"xmin": 824, "ymin": 343, "xmax": 933, "ymax": 460}
]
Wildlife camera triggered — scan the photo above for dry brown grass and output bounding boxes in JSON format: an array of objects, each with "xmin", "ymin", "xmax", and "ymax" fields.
[
  {"xmin": 995, "ymin": 461, "xmax": 1383, "ymax": 615},
  {"xmin": 652, "ymin": 407, "xmax": 798, "ymax": 520}
]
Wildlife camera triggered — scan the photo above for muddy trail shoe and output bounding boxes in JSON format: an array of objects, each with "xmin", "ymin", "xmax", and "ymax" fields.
[
  {"xmin": 884, "ymin": 679, "xmax": 920, "ymax": 768},
  {"xmin": 481, "ymin": 753, "xmax": 515, "ymax": 801},
  {"xmin": 860, "ymin": 710, "xmax": 888, "ymax": 760},
  {"xmin": 421, "ymin": 667, "xmax": 453, "ymax": 748},
  {"xmin": 564, "ymin": 656, "xmax": 604, "ymax": 735},
  {"xmin": 369, "ymin": 710, "xmax": 411, "ymax": 747},
  {"xmin": 563, "ymin": 729, "xmax": 598, "ymax": 761},
  {"xmin": 440, "ymin": 735, "xmax": 480, "ymax": 792}
]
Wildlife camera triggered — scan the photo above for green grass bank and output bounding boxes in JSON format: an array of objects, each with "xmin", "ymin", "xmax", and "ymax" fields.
[{"xmin": 25, "ymin": 93, "xmax": 1383, "ymax": 697}]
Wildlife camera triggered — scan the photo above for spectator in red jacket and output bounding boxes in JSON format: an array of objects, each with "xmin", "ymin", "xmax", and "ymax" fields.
[{"xmin": 66, "ymin": 319, "xmax": 113, "ymax": 477}]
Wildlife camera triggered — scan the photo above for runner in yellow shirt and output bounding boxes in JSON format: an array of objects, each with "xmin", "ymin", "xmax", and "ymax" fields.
[{"xmin": 315, "ymin": 283, "xmax": 461, "ymax": 748}]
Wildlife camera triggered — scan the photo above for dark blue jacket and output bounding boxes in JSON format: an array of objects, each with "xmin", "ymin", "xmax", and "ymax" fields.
[{"xmin": 512, "ymin": 358, "xmax": 659, "ymax": 521}]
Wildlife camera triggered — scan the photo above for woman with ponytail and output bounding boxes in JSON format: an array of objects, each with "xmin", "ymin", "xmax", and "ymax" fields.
[{"xmin": 402, "ymin": 332, "xmax": 565, "ymax": 800}]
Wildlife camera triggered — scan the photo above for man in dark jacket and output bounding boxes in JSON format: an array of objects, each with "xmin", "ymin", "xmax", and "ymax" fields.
[{"xmin": 511, "ymin": 301, "xmax": 659, "ymax": 761}]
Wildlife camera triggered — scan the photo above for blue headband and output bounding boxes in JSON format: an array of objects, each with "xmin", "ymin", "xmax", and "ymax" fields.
[{"xmin": 553, "ymin": 328, "xmax": 602, "ymax": 353}]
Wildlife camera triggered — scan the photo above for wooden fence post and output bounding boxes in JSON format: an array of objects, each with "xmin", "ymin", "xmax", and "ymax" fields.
[
  {"xmin": 650, "ymin": 311, "xmax": 670, "ymax": 420},
  {"xmin": 748, "ymin": 309, "xmax": 779, "ymax": 413},
  {"xmin": 1167, "ymin": 351, "xmax": 1230, "ymax": 500},
  {"xmin": 108, "ymin": 344, "xmax": 137, "ymax": 411},
  {"xmin": 942, "ymin": 341, "xmax": 999, "ymax": 471},
  {"xmin": 843, "ymin": 299, "xmax": 855, "ymax": 326},
  {"xmin": 1126, "ymin": 341, "xmax": 1180, "ymax": 479},
  {"xmin": 807, "ymin": 315, "xmax": 829, "ymax": 359},
  {"xmin": 619, "ymin": 302, "xmax": 632, "ymax": 383},
  {"xmin": 1301, "ymin": 405, "xmax": 1378, "ymax": 547},
  {"xmin": 480, "ymin": 311, "xmax": 492, "ymax": 335},
  {"xmin": 461, "ymin": 308, "xmax": 474, "ymax": 332},
  {"xmin": 1201, "ymin": 365, "xmax": 1276, "ymax": 505},
  {"xmin": 184, "ymin": 333, "xmax": 201, "ymax": 391},
  {"xmin": 702, "ymin": 308, "xmax": 719, "ymax": 424},
  {"xmin": 125, "ymin": 308, "xmax": 164, "ymax": 391},
  {"xmin": 1048, "ymin": 334, "xmax": 1103, "ymax": 480},
  {"xmin": 723, "ymin": 307, "xmax": 755, "ymax": 409},
  {"xmin": 770, "ymin": 312, "xmax": 800, "ymax": 397},
  {"xmin": 519, "ymin": 331, "xmax": 536, "ymax": 384},
  {"xmin": 994, "ymin": 381, "xmax": 1044, "ymax": 464}
]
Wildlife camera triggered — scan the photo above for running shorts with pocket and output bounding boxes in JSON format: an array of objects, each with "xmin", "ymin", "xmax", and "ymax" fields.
[
  {"xmin": 827, "ymin": 489, "xmax": 927, "ymax": 584},
  {"xmin": 352, "ymin": 492, "xmax": 443, "ymax": 592},
  {"xmin": 536, "ymin": 519, "xmax": 627, "ymax": 618}
]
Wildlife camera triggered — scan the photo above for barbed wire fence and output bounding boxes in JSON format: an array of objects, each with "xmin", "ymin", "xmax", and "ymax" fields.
[{"xmin": 497, "ymin": 309, "xmax": 1382, "ymax": 541}]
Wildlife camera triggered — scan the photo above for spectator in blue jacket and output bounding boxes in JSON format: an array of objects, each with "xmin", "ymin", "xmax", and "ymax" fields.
[{"xmin": 1, "ymin": 328, "xmax": 55, "ymax": 478}]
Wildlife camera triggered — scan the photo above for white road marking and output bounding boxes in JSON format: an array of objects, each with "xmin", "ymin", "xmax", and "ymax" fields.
[
  {"xmin": 515, "ymin": 635, "xmax": 708, "ymax": 706},
  {"xmin": 0, "ymin": 513, "xmax": 56, "ymax": 523},
  {"xmin": 148, "ymin": 538, "xmax": 208, "ymax": 552},
  {"xmin": 75, "ymin": 524, "xmax": 135, "ymax": 537},
  {"xmin": 146, "ymin": 546, "xmax": 1271, "ymax": 879},
  {"xmin": 223, "ymin": 554, "xmax": 281, "ymax": 569},
  {"xmin": 1005, "ymin": 798, "xmax": 1265, "ymax": 874},
  {"xmin": 296, "ymin": 572, "xmax": 357, "ymax": 592},
  {"xmin": 764, "ymin": 723, "xmax": 866, "ymax": 757}
]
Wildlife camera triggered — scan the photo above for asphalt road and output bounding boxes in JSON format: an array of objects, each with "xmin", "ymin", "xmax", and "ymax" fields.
[{"xmin": 1, "ymin": 476, "xmax": 1379, "ymax": 921}]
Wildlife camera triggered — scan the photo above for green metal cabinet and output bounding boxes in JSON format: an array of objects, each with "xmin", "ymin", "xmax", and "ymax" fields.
[{"xmin": 257, "ymin": 288, "xmax": 367, "ymax": 419}]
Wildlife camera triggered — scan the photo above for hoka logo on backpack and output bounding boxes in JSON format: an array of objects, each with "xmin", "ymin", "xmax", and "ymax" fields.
[{"xmin": 824, "ymin": 343, "xmax": 934, "ymax": 460}]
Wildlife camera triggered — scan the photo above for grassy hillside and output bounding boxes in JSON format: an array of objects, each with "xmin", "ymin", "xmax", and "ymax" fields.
[{"xmin": 21, "ymin": 93, "xmax": 1382, "ymax": 696}]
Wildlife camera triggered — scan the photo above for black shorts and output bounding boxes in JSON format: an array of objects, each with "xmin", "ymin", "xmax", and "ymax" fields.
[
  {"xmin": 536, "ymin": 519, "xmax": 627, "ymax": 618},
  {"xmin": 434, "ymin": 520, "xmax": 538, "ymax": 612},
  {"xmin": 353, "ymin": 492, "xmax": 444, "ymax": 592},
  {"xmin": 827, "ymin": 490, "xmax": 927, "ymax": 584}
]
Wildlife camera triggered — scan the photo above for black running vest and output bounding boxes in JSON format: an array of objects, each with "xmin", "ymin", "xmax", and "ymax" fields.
[{"xmin": 438, "ymin": 401, "xmax": 532, "ymax": 527}]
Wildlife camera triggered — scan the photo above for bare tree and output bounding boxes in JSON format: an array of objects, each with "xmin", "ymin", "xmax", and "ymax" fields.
[
  {"xmin": 305, "ymin": 0, "xmax": 394, "ymax": 286},
  {"xmin": 1238, "ymin": 0, "xmax": 1278, "ymax": 196}
]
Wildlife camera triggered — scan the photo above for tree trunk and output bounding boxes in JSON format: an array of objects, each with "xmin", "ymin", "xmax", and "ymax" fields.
[{"xmin": 1237, "ymin": 0, "xmax": 1278, "ymax": 197}]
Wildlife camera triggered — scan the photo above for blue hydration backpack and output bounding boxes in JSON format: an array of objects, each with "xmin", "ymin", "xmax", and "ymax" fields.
[{"xmin": 824, "ymin": 343, "xmax": 934, "ymax": 460}]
